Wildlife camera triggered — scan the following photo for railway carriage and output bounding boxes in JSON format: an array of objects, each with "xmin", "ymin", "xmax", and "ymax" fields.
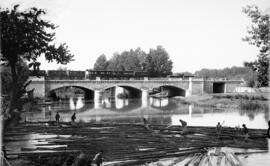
[{"xmin": 86, "ymin": 70, "xmax": 148, "ymax": 80}]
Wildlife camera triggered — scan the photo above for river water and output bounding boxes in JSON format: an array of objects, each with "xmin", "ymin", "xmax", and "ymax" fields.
[
  {"xmin": 17, "ymin": 97, "xmax": 270, "ymax": 165},
  {"xmin": 25, "ymin": 97, "xmax": 269, "ymax": 129}
]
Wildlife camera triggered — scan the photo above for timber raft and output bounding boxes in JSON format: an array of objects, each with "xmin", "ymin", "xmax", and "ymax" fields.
[{"xmin": 3, "ymin": 122, "xmax": 268, "ymax": 165}]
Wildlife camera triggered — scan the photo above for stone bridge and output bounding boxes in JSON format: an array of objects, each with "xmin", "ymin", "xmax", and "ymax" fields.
[{"xmin": 27, "ymin": 76, "xmax": 244, "ymax": 99}]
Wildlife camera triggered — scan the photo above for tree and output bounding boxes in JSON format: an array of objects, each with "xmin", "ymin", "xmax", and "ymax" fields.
[
  {"xmin": 134, "ymin": 47, "xmax": 147, "ymax": 71},
  {"xmin": 243, "ymin": 5, "xmax": 269, "ymax": 87},
  {"xmin": 1, "ymin": 60, "xmax": 30, "ymax": 96},
  {"xmin": 107, "ymin": 52, "xmax": 124, "ymax": 71},
  {"xmin": 145, "ymin": 46, "xmax": 173, "ymax": 77},
  {"xmin": 144, "ymin": 54, "xmax": 155, "ymax": 75},
  {"xmin": 96, "ymin": 46, "xmax": 172, "ymax": 76},
  {"xmin": 121, "ymin": 49, "xmax": 141, "ymax": 71},
  {"xmin": 105, "ymin": 48, "xmax": 145, "ymax": 71},
  {"xmin": 94, "ymin": 54, "xmax": 108, "ymax": 70},
  {"xmin": 1, "ymin": 60, "xmax": 30, "ymax": 125},
  {"xmin": 1, "ymin": 5, "xmax": 74, "ymax": 122}
]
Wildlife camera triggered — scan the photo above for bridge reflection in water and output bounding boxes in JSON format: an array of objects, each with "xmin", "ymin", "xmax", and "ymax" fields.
[
  {"xmin": 24, "ymin": 96, "xmax": 269, "ymax": 129},
  {"xmin": 18, "ymin": 94, "xmax": 270, "ymax": 165}
]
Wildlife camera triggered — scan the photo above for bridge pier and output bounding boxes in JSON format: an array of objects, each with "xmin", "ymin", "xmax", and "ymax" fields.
[
  {"xmin": 115, "ymin": 86, "xmax": 123, "ymax": 98},
  {"xmin": 94, "ymin": 90, "xmax": 102, "ymax": 109},
  {"xmin": 186, "ymin": 77, "xmax": 193, "ymax": 97},
  {"xmin": 141, "ymin": 89, "xmax": 149, "ymax": 107},
  {"xmin": 189, "ymin": 105, "xmax": 193, "ymax": 117}
]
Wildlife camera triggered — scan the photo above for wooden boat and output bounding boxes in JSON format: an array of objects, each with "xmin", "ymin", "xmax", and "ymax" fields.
[{"xmin": 149, "ymin": 91, "xmax": 169, "ymax": 98}]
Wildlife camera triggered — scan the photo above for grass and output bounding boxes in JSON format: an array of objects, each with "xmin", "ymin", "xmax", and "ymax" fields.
[
  {"xmin": 183, "ymin": 93, "xmax": 269, "ymax": 110},
  {"xmin": 239, "ymin": 100, "xmax": 269, "ymax": 110},
  {"xmin": 212, "ymin": 93, "xmax": 268, "ymax": 101}
]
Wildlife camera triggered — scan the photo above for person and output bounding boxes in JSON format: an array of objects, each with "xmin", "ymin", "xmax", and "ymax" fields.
[
  {"xmin": 91, "ymin": 150, "xmax": 104, "ymax": 166},
  {"xmin": 267, "ymin": 121, "xmax": 270, "ymax": 138},
  {"xmin": 179, "ymin": 119, "xmax": 187, "ymax": 135},
  {"xmin": 143, "ymin": 117, "xmax": 151, "ymax": 130},
  {"xmin": 48, "ymin": 111, "xmax": 52, "ymax": 121},
  {"xmin": 216, "ymin": 122, "xmax": 222, "ymax": 139},
  {"xmin": 55, "ymin": 112, "xmax": 60, "ymax": 126},
  {"xmin": 71, "ymin": 113, "xmax": 76, "ymax": 122},
  {"xmin": 242, "ymin": 124, "xmax": 249, "ymax": 141},
  {"xmin": 74, "ymin": 151, "xmax": 88, "ymax": 166},
  {"xmin": 2, "ymin": 146, "xmax": 7, "ymax": 159},
  {"xmin": 179, "ymin": 119, "xmax": 187, "ymax": 127}
]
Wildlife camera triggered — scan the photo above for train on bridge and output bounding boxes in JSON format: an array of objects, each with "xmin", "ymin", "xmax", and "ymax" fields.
[
  {"xmin": 30, "ymin": 70, "xmax": 149, "ymax": 80},
  {"xmin": 86, "ymin": 70, "xmax": 149, "ymax": 80},
  {"xmin": 30, "ymin": 70, "xmax": 194, "ymax": 80}
]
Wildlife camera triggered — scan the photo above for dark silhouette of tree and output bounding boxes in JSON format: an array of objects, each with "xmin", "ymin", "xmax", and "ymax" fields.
[
  {"xmin": 105, "ymin": 48, "xmax": 146, "ymax": 71},
  {"xmin": 1, "ymin": 60, "xmax": 30, "ymax": 96},
  {"xmin": 144, "ymin": 46, "xmax": 173, "ymax": 77},
  {"xmin": 134, "ymin": 47, "xmax": 147, "ymax": 71},
  {"xmin": 242, "ymin": 5, "xmax": 269, "ymax": 87},
  {"xmin": 95, "ymin": 46, "xmax": 172, "ymax": 76},
  {"xmin": 144, "ymin": 54, "xmax": 155, "ymax": 75},
  {"xmin": 107, "ymin": 52, "xmax": 124, "ymax": 71},
  {"xmin": 94, "ymin": 54, "xmax": 108, "ymax": 70},
  {"xmin": 1, "ymin": 5, "xmax": 74, "ymax": 123},
  {"xmin": 121, "ymin": 49, "xmax": 142, "ymax": 71}
]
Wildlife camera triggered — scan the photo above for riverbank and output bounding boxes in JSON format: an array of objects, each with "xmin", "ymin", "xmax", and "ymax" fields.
[
  {"xmin": 179, "ymin": 93, "xmax": 269, "ymax": 110},
  {"xmin": 4, "ymin": 122, "xmax": 268, "ymax": 166}
]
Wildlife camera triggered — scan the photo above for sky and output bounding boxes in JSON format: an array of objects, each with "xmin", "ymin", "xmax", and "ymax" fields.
[{"xmin": 1, "ymin": 0, "xmax": 270, "ymax": 73}]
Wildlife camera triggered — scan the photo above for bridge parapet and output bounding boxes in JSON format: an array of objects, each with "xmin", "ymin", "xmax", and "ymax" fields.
[{"xmin": 45, "ymin": 79, "xmax": 190, "ymax": 83}]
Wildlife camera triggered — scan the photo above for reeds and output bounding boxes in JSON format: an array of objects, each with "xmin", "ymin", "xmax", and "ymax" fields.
[
  {"xmin": 239, "ymin": 100, "xmax": 269, "ymax": 110},
  {"xmin": 213, "ymin": 94, "xmax": 268, "ymax": 101}
]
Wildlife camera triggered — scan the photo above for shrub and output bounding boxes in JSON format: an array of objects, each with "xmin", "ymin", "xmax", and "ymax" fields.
[{"xmin": 239, "ymin": 100, "xmax": 268, "ymax": 110}]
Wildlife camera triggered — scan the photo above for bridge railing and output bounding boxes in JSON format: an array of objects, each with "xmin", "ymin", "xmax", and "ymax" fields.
[
  {"xmin": 45, "ymin": 80, "xmax": 191, "ymax": 85},
  {"xmin": 148, "ymin": 77, "xmax": 190, "ymax": 81}
]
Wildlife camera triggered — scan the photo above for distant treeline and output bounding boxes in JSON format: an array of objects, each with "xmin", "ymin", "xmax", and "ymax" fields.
[
  {"xmin": 93, "ymin": 46, "xmax": 173, "ymax": 77},
  {"xmin": 194, "ymin": 66, "xmax": 257, "ymax": 87}
]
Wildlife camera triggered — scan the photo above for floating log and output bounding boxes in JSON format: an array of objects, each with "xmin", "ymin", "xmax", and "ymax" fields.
[{"xmin": 3, "ymin": 122, "xmax": 268, "ymax": 165}]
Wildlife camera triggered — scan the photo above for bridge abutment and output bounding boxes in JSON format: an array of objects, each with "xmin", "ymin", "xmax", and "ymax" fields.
[
  {"xmin": 27, "ymin": 76, "xmax": 46, "ymax": 98},
  {"xmin": 190, "ymin": 78, "xmax": 204, "ymax": 95}
]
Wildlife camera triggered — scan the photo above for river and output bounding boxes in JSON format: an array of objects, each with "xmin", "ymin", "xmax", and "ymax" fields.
[{"xmin": 15, "ymin": 96, "xmax": 270, "ymax": 165}]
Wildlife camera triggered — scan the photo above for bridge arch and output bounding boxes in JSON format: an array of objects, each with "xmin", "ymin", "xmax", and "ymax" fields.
[
  {"xmin": 104, "ymin": 84, "xmax": 142, "ymax": 98},
  {"xmin": 47, "ymin": 85, "xmax": 94, "ymax": 99},
  {"xmin": 152, "ymin": 85, "xmax": 186, "ymax": 97}
]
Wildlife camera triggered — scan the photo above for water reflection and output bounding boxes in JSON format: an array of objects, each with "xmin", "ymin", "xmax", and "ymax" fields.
[
  {"xmin": 69, "ymin": 97, "xmax": 84, "ymax": 110},
  {"xmin": 101, "ymin": 97, "xmax": 112, "ymax": 108},
  {"xmin": 69, "ymin": 97, "xmax": 76, "ymax": 110},
  {"xmin": 149, "ymin": 97, "xmax": 180, "ymax": 111},
  {"xmin": 189, "ymin": 105, "xmax": 203, "ymax": 117},
  {"xmin": 115, "ymin": 97, "xmax": 129, "ymax": 109},
  {"xmin": 23, "ymin": 97, "xmax": 269, "ymax": 129},
  {"xmin": 18, "ymin": 96, "xmax": 270, "ymax": 165},
  {"xmin": 150, "ymin": 97, "xmax": 169, "ymax": 107},
  {"xmin": 171, "ymin": 109, "xmax": 268, "ymax": 128}
]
